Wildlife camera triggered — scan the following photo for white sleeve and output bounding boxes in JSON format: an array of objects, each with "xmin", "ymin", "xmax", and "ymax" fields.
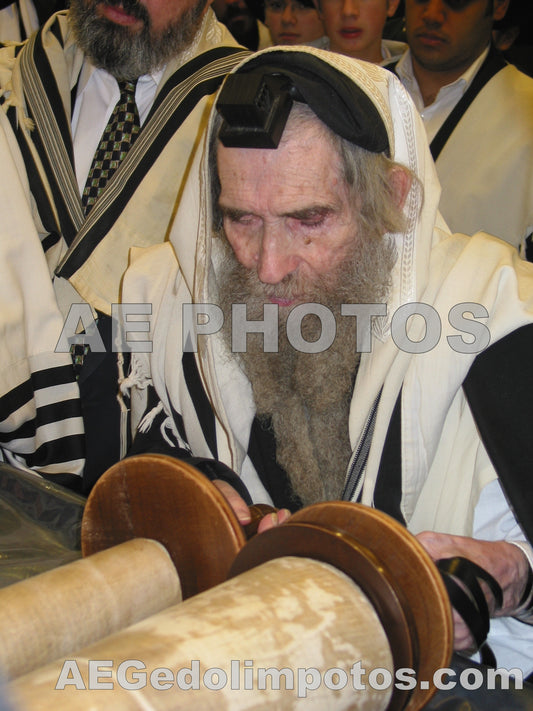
[{"xmin": 472, "ymin": 479, "xmax": 533, "ymax": 674}]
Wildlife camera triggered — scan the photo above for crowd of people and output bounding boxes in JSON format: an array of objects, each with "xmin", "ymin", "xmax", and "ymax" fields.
[{"xmin": 0, "ymin": 0, "xmax": 533, "ymax": 705}]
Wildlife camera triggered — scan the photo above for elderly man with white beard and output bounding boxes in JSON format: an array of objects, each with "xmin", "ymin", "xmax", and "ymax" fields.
[{"xmin": 123, "ymin": 47, "xmax": 533, "ymax": 681}]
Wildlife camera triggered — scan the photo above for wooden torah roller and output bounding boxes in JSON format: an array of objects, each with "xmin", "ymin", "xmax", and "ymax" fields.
[
  {"xmin": 82, "ymin": 454, "xmax": 453, "ymax": 710},
  {"xmin": 82, "ymin": 454, "xmax": 267, "ymax": 599}
]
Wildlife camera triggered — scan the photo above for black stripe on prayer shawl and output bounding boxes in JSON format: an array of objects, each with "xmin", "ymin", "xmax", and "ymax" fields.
[
  {"xmin": 169, "ymin": 398, "xmax": 189, "ymax": 448},
  {"xmin": 32, "ymin": 363, "xmax": 78, "ymax": 389},
  {"xmin": 41, "ymin": 230, "xmax": 62, "ymax": 253},
  {"xmin": 463, "ymin": 324, "xmax": 533, "ymax": 548},
  {"xmin": 56, "ymin": 47, "xmax": 249, "ymax": 279},
  {"xmin": 429, "ymin": 45, "xmax": 507, "ymax": 162},
  {"xmin": 25, "ymin": 433, "xmax": 86, "ymax": 469},
  {"xmin": 39, "ymin": 471, "xmax": 84, "ymax": 493},
  {"xmin": 18, "ymin": 2, "xmax": 25, "ymax": 41},
  {"xmin": 0, "ymin": 363, "xmax": 84, "ymax": 474},
  {"xmin": 0, "ymin": 376, "xmax": 36, "ymax": 422},
  {"xmin": 49, "ymin": 7, "xmax": 65, "ymax": 43},
  {"xmin": 374, "ymin": 390, "xmax": 404, "ymax": 524},
  {"xmin": 247, "ymin": 416, "xmax": 301, "ymax": 512},
  {"xmin": 0, "ymin": 364, "xmax": 77, "ymax": 420},
  {"xmin": 26, "ymin": 28, "xmax": 74, "ymax": 165},
  {"xmin": 182, "ymin": 351, "xmax": 218, "ymax": 459},
  {"xmin": 0, "ymin": 399, "xmax": 81, "ymax": 443},
  {"xmin": 6, "ymin": 108, "xmax": 63, "ymax": 248},
  {"xmin": 4, "ymin": 37, "xmax": 64, "ymax": 251},
  {"xmin": 342, "ymin": 391, "xmax": 381, "ymax": 502},
  {"xmin": 146, "ymin": 46, "xmax": 251, "ymax": 122},
  {"xmin": 19, "ymin": 25, "xmax": 81, "ymax": 246}
]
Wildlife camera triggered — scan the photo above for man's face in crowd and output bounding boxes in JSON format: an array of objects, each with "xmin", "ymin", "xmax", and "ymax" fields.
[
  {"xmin": 319, "ymin": 0, "xmax": 399, "ymax": 62},
  {"xmin": 220, "ymin": 0, "xmax": 256, "ymax": 36},
  {"xmin": 405, "ymin": 0, "xmax": 509, "ymax": 76},
  {"xmin": 264, "ymin": 0, "xmax": 325, "ymax": 47},
  {"xmin": 217, "ymin": 119, "xmax": 360, "ymax": 307},
  {"xmin": 69, "ymin": 0, "xmax": 208, "ymax": 79}
]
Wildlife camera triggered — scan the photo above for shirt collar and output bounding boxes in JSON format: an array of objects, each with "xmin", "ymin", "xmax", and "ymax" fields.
[
  {"xmin": 76, "ymin": 58, "xmax": 164, "ymax": 98},
  {"xmin": 396, "ymin": 45, "xmax": 490, "ymax": 107}
]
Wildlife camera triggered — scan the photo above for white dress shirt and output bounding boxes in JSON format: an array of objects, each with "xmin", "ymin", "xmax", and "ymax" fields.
[{"xmin": 396, "ymin": 47, "xmax": 489, "ymax": 144}]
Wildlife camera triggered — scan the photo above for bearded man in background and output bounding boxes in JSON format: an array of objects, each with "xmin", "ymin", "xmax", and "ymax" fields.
[{"xmin": 0, "ymin": 0, "xmax": 247, "ymax": 492}]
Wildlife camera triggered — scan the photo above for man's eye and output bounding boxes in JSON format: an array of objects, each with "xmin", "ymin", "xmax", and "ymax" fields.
[
  {"xmin": 297, "ymin": 212, "xmax": 328, "ymax": 229},
  {"xmin": 226, "ymin": 213, "xmax": 254, "ymax": 226},
  {"xmin": 300, "ymin": 220, "xmax": 322, "ymax": 231},
  {"xmin": 445, "ymin": 0, "xmax": 476, "ymax": 8},
  {"xmin": 416, "ymin": 0, "xmax": 476, "ymax": 8}
]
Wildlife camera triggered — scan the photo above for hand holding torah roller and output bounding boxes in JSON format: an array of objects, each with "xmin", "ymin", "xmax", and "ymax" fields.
[
  {"xmin": 82, "ymin": 454, "xmax": 507, "ymax": 669},
  {"xmin": 213, "ymin": 479, "xmax": 514, "ymax": 662},
  {"xmin": 82, "ymin": 453, "xmax": 456, "ymax": 711}
]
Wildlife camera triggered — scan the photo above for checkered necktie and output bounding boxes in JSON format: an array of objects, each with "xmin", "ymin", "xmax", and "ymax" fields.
[{"xmin": 82, "ymin": 79, "xmax": 140, "ymax": 215}]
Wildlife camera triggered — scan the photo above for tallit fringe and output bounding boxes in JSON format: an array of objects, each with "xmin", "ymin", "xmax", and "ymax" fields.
[
  {"xmin": 138, "ymin": 401, "xmax": 164, "ymax": 434},
  {"xmin": 0, "ymin": 84, "xmax": 34, "ymax": 133},
  {"xmin": 160, "ymin": 415, "xmax": 182, "ymax": 449},
  {"xmin": 0, "ymin": 53, "xmax": 34, "ymax": 133},
  {"xmin": 138, "ymin": 402, "xmax": 191, "ymax": 454},
  {"xmin": 119, "ymin": 354, "xmax": 152, "ymax": 395},
  {"xmin": 116, "ymin": 352, "xmax": 131, "ymax": 459}
]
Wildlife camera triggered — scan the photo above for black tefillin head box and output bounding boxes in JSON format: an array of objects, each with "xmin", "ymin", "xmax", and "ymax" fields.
[{"xmin": 217, "ymin": 73, "xmax": 294, "ymax": 149}]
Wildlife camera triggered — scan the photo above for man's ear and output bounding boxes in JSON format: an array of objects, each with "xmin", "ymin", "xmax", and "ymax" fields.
[
  {"xmin": 493, "ymin": 0, "xmax": 510, "ymax": 22},
  {"xmin": 387, "ymin": 0, "xmax": 401, "ymax": 19},
  {"xmin": 312, "ymin": 0, "xmax": 322, "ymax": 17},
  {"xmin": 389, "ymin": 165, "xmax": 412, "ymax": 210}
]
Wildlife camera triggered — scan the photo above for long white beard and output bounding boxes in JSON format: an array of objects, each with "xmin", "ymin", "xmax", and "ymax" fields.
[{"xmin": 217, "ymin": 231, "xmax": 396, "ymax": 506}]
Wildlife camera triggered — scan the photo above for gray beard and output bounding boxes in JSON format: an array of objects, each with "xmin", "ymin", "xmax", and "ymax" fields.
[
  {"xmin": 68, "ymin": 0, "xmax": 205, "ymax": 79},
  {"xmin": 217, "ymin": 231, "xmax": 396, "ymax": 507}
]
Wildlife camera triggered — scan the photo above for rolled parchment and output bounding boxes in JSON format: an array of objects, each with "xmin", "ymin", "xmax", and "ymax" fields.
[
  {"xmin": 10, "ymin": 556, "xmax": 392, "ymax": 711},
  {"xmin": 0, "ymin": 538, "xmax": 181, "ymax": 680}
]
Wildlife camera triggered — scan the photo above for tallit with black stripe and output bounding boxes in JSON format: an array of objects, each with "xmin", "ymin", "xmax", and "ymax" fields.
[
  {"xmin": 0, "ymin": 108, "xmax": 84, "ymax": 484},
  {"xmin": 0, "ymin": 10, "xmax": 248, "ymax": 314},
  {"xmin": 0, "ymin": 9, "xmax": 247, "ymax": 485}
]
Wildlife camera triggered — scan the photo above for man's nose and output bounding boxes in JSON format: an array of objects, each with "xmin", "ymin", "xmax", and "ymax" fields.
[
  {"xmin": 419, "ymin": 0, "xmax": 446, "ymax": 24},
  {"xmin": 256, "ymin": 230, "xmax": 299, "ymax": 284},
  {"xmin": 281, "ymin": 3, "xmax": 297, "ymax": 22},
  {"xmin": 341, "ymin": 0, "xmax": 360, "ymax": 18}
]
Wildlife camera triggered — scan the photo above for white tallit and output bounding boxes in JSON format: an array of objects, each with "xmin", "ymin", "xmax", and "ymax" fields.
[
  {"xmin": 0, "ymin": 0, "xmax": 39, "ymax": 43},
  {"xmin": 0, "ymin": 108, "xmax": 84, "ymax": 477},
  {"xmin": 125, "ymin": 46, "xmax": 533, "ymax": 535}
]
